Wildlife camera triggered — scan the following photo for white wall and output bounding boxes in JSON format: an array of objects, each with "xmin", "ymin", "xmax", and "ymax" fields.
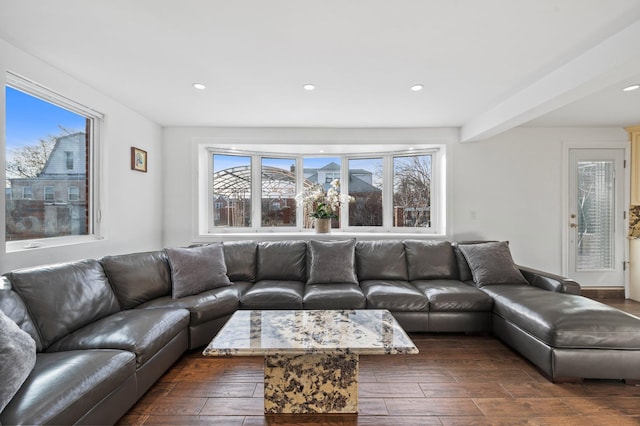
[
  {"xmin": 1, "ymin": 41, "xmax": 628, "ymax": 280},
  {"xmin": 452, "ymin": 126, "xmax": 629, "ymax": 274},
  {"xmin": 0, "ymin": 38, "xmax": 164, "ymax": 272},
  {"xmin": 163, "ymin": 125, "xmax": 629, "ymax": 278}
]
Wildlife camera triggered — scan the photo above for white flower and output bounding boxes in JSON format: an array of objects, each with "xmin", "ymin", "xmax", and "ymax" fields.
[{"xmin": 295, "ymin": 179, "xmax": 353, "ymax": 219}]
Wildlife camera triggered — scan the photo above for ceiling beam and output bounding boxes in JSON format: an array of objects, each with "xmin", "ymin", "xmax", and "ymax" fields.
[{"xmin": 460, "ymin": 18, "xmax": 640, "ymax": 143}]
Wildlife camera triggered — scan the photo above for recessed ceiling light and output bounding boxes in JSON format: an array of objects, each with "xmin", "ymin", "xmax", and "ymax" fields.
[
  {"xmin": 411, "ymin": 84, "xmax": 424, "ymax": 91},
  {"xmin": 303, "ymin": 84, "xmax": 316, "ymax": 91},
  {"xmin": 193, "ymin": 83, "xmax": 207, "ymax": 90},
  {"xmin": 623, "ymin": 84, "xmax": 640, "ymax": 92}
]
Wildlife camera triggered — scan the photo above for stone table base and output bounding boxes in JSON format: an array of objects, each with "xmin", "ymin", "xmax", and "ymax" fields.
[{"xmin": 264, "ymin": 353, "xmax": 358, "ymax": 414}]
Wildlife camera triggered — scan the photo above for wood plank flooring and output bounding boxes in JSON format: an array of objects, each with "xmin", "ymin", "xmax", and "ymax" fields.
[{"xmin": 118, "ymin": 300, "xmax": 640, "ymax": 425}]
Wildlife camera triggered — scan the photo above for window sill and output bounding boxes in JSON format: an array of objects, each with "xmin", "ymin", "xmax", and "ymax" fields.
[
  {"xmin": 6, "ymin": 235, "xmax": 104, "ymax": 253},
  {"xmin": 195, "ymin": 230, "xmax": 448, "ymax": 242}
]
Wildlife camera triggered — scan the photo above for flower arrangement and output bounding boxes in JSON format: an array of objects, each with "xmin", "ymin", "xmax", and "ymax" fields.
[{"xmin": 295, "ymin": 179, "xmax": 354, "ymax": 219}]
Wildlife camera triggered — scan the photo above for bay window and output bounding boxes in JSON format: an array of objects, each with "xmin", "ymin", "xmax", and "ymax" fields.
[{"xmin": 203, "ymin": 145, "xmax": 443, "ymax": 235}]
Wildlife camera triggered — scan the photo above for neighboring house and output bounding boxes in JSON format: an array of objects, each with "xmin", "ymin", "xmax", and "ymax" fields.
[
  {"xmin": 304, "ymin": 161, "xmax": 341, "ymax": 188},
  {"xmin": 6, "ymin": 132, "xmax": 88, "ymax": 240},
  {"xmin": 212, "ymin": 162, "xmax": 382, "ymax": 227}
]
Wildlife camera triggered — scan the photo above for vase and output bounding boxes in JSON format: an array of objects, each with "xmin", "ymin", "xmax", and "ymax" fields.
[{"xmin": 314, "ymin": 218, "xmax": 331, "ymax": 234}]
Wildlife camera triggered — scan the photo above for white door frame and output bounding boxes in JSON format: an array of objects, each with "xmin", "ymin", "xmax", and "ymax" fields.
[{"xmin": 562, "ymin": 140, "xmax": 630, "ymax": 295}]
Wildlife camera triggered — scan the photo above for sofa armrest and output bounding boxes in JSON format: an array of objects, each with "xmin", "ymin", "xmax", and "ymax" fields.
[{"xmin": 517, "ymin": 265, "xmax": 581, "ymax": 295}]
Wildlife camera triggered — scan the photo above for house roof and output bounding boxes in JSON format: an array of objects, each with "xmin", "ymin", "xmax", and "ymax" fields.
[
  {"xmin": 349, "ymin": 175, "xmax": 381, "ymax": 193},
  {"xmin": 39, "ymin": 132, "xmax": 86, "ymax": 178}
]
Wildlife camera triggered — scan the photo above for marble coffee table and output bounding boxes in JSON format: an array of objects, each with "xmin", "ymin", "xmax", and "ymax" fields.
[{"xmin": 202, "ymin": 309, "xmax": 418, "ymax": 414}]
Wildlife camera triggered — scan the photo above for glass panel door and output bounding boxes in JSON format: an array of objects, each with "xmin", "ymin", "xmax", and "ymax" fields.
[
  {"xmin": 568, "ymin": 148, "xmax": 625, "ymax": 286},
  {"xmin": 576, "ymin": 160, "xmax": 615, "ymax": 271}
]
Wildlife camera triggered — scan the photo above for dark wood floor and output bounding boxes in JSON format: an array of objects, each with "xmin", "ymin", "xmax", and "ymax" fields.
[{"xmin": 118, "ymin": 300, "xmax": 640, "ymax": 426}]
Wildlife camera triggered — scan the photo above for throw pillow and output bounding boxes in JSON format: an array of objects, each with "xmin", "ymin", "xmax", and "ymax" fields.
[
  {"xmin": 458, "ymin": 241, "xmax": 528, "ymax": 287},
  {"xmin": 0, "ymin": 309, "xmax": 36, "ymax": 413},
  {"xmin": 165, "ymin": 243, "xmax": 232, "ymax": 299},
  {"xmin": 307, "ymin": 239, "xmax": 358, "ymax": 285}
]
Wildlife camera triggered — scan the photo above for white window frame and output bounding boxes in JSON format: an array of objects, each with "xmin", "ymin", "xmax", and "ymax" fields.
[
  {"xmin": 68, "ymin": 186, "xmax": 80, "ymax": 202},
  {"xmin": 22, "ymin": 187, "xmax": 33, "ymax": 200},
  {"xmin": 201, "ymin": 145, "xmax": 444, "ymax": 235},
  {"xmin": 5, "ymin": 72, "xmax": 103, "ymax": 251},
  {"xmin": 260, "ymin": 156, "xmax": 299, "ymax": 229},
  {"xmin": 43, "ymin": 186, "xmax": 55, "ymax": 203},
  {"xmin": 343, "ymin": 155, "xmax": 385, "ymax": 231},
  {"xmin": 65, "ymin": 151, "xmax": 74, "ymax": 170}
]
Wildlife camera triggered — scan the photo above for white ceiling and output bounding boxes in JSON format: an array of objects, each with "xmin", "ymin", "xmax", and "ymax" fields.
[{"xmin": 1, "ymin": 0, "xmax": 640, "ymax": 141}]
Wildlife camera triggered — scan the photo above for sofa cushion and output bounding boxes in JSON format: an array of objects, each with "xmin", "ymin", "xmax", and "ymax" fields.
[
  {"xmin": 0, "ymin": 282, "xmax": 42, "ymax": 351},
  {"xmin": 240, "ymin": 280, "xmax": 304, "ymax": 309},
  {"xmin": 458, "ymin": 241, "xmax": 528, "ymax": 287},
  {"xmin": 256, "ymin": 241, "xmax": 306, "ymax": 281},
  {"xmin": 223, "ymin": 240, "xmax": 258, "ymax": 282},
  {"xmin": 356, "ymin": 240, "xmax": 408, "ymax": 281},
  {"xmin": 307, "ymin": 239, "xmax": 358, "ymax": 284},
  {"xmin": 412, "ymin": 279, "xmax": 493, "ymax": 312},
  {"xmin": 166, "ymin": 243, "xmax": 232, "ymax": 299},
  {"xmin": 404, "ymin": 240, "xmax": 458, "ymax": 280},
  {"xmin": 139, "ymin": 286, "xmax": 239, "ymax": 325},
  {"xmin": 482, "ymin": 284, "xmax": 640, "ymax": 349},
  {"xmin": 452, "ymin": 243, "xmax": 473, "ymax": 282},
  {"xmin": 303, "ymin": 283, "xmax": 366, "ymax": 309},
  {"xmin": 0, "ymin": 350, "xmax": 136, "ymax": 426},
  {"xmin": 360, "ymin": 280, "xmax": 429, "ymax": 311},
  {"xmin": 101, "ymin": 251, "xmax": 171, "ymax": 309},
  {"xmin": 47, "ymin": 308, "xmax": 189, "ymax": 368},
  {"xmin": 0, "ymin": 310, "xmax": 37, "ymax": 413},
  {"xmin": 7, "ymin": 259, "xmax": 121, "ymax": 349}
]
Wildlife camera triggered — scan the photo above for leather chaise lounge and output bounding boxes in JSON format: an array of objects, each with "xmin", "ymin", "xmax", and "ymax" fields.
[{"xmin": 1, "ymin": 238, "xmax": 640, "ymax": 425}]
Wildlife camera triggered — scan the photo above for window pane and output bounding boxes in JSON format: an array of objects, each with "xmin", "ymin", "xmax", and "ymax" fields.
[
  {"xmin": 44, "ymin": 186, "xmax": 55, "ymax": 202},
  {"xmin": 348, "ymin": 158, "xmax": 382, "ymax": 226},
  {"xmin": 261, "ymin": 157, "xmax": 296, "ymax": 227},
  {"xmin": 65, "ymin": 151, "xmax": 74, "ymax": 170},
  {"xmin": 68, "ymin": 186, "xmax": 80, "ymax": 202},
  {"xmin": 302, "ymin": 157, "xmax": 341, "ymax": 229},
  {"xmin": 576, "ymin": 161, "xmax": 614, "ymax": 270},
  {"xmin": 5, "ymin": 86, "xmax": 89, "ymax": 241},
  {"xmin": 212, "ymin": 154, "xmax": 252, "ymax": 227},
  {"xmin": 393, "ymin": 154, "xmax": 432, "ymax": 228}
]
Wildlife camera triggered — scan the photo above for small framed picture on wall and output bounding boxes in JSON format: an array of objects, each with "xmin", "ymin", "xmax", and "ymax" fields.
[{"xmin": 131, "ymin": 147, "xmax": 147, "ymax": 172}]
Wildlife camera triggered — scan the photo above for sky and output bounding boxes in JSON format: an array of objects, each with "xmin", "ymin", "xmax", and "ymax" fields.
[
  {"xmin": 213, "ymin": 154, "xmax": 344, "ymax": 173},
  {"xmin": 213, "ymin": 154, "xmax": 383, "ymax": 186},
  {"xmin": 5, "ymin": 86, "xmax": 85, "ymax": 151}
]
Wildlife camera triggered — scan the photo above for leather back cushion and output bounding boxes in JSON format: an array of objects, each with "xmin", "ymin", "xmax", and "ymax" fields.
[
  {"xmin": 452, "ymin": 243, "xmax": 473, "ymax": 281},
  {"xmin": 7, "ymin": 259, "xmax": 121, "ymax": 349},
  {"xmin": 101, "ymin": 251, "xmax": 171, "ymax": 309},
  {"xmin": 403, "ymin": 240, "xmax": 458, "ymax": 281},
  {"xmin": 223, "ymin": 240, "xmax": 258, "ymax": 282},
  {"xmin": 356, "ymin": 240, "xmax": 408, "ymax": 281},
  {"xmin": 0, "ymin": 278, "xmax": 43, "ymax": 352},
  {"xmin": 256, "ymin": 240, "xmax": 306, "ymax": 281}
]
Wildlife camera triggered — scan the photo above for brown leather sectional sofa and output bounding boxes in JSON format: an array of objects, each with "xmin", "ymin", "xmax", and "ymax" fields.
[{"xmin": 1, "ymin": 239, "xmax": 639, "ymax": 425}]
